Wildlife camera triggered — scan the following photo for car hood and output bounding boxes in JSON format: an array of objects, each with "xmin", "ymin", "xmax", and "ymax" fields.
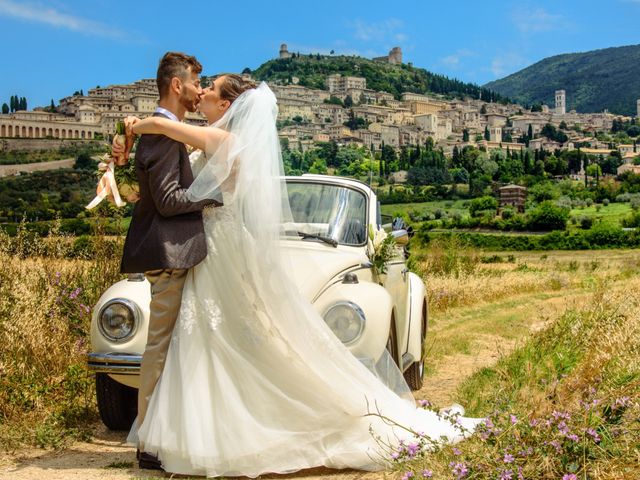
[{"xmin": 281, "ymin": 240, "xmax": 368, "ymax": 301}]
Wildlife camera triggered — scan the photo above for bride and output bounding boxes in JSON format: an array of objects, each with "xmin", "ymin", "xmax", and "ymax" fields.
[{"xmin": 124, "ymin": 74, "xmax": 482, "ymax": 477}]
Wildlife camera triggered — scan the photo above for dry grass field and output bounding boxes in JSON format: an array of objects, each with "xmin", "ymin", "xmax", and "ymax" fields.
[{"xmin": 0, "ymin": 232, "xmax": 638, "ymax": 479}]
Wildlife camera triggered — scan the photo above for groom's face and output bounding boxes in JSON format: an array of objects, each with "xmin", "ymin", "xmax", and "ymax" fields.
[{"xmin": 178, "ymin": 68, "xmax": 203, "ymax": 113}]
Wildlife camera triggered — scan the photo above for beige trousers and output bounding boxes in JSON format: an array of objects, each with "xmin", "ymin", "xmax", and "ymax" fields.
[{"xmin": 138, "ymin": 268, "xmax": 188, "ymax": 426}]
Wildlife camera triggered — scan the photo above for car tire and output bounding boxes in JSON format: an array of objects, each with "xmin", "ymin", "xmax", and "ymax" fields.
[
  {"xmin": 404, "ymin": 302, "xmax": 427, "ymax": 391},
  {"xmin": 95, "ymin": 373, "xmax": 138, "ymax": 431}
]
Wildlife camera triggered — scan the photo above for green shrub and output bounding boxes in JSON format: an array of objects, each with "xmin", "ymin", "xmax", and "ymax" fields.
[
  {"xmin": 526, "ymin": 201, "xmax": 570, "ymax": 231},
  {"xmin": 469, "ymin": 196, "xmax": 498, "ymax": 217}
]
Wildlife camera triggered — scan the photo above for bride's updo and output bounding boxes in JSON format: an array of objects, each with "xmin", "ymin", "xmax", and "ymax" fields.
[{"xmin": 218, "ymin": 74, "xmax": 258, "ymax": 104}]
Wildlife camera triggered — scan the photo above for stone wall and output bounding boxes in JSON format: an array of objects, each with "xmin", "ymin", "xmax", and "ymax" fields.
[{"xmin": 0, "ymin": 138, "xmax": 103, "ymax": 152}]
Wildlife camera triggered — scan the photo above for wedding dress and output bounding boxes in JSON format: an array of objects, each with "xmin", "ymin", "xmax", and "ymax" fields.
[{"xmin": 128, "ymin": 83, "xmax": 482, "ymax": 477}]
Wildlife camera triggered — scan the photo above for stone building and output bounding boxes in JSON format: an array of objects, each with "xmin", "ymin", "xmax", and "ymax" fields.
[
  {"xmin": 499, "ymin": 184, "xmax": 527, "ymax": 212},
  {"xmin": 373, "ymin": 47, "xmax": 402, "ymax": 65},
  {"xmin": 279, "ymin": 44, "xmax": 292, "ymax": 59},
  {"xmin": 555, "ymin": 90, "xmax": 566, "ymax": 115},
  {"xmin": 325, "ymin": 74, "xmax": 367, "ymax": 94}
]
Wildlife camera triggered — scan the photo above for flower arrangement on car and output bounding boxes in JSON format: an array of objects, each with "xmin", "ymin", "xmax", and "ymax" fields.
[
  {"xmin": 86, "ymin": 121, "xmax": 138, "ymax": 209},
  {"xmin": 367, "ymin": 224, "xmax": 396, "ymax": 278}
]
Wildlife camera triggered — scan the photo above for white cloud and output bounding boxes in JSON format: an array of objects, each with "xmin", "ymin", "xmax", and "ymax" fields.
[
  {"xmin": 440, "ymin": 49, "xmax": 475, "ymax": 69},
  {"xmin": 490, "ymin": 52, "xmax": 529, "ymax": 78},
  {"xmin": 351, "ymin": 18, "xmax": 407, "ymax": 45},
  {"xmin": 511, "ymin": 7, "xmax": 566, "ymax": 33},
  {"xmin": 0, "ymin": 0, "xmax": 129, "ymax": 39}
]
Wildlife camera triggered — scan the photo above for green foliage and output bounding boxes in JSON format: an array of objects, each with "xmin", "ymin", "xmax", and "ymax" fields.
[
  {"xmin": 253, "ymin": 55, "xmax": 508, "ymax": 102},
  {"xmin": 423, "ymin": 224, "xmax": 640, "ymax": 250},
  {"xmin": 469, "ymin": 195, "xmax": 498, "ymax": 217},
  {"xmin": 526, "ymin": 201, "xmax": 570, "ymax": 231},
  {"xmin": 485, "ymin": 44, "xmax": 640, "ymax": 115}
]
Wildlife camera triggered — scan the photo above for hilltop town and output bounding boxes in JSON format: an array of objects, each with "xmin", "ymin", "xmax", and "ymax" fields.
[{"xmin": 1, "ymin": 45, "xmax": 639, "ymax": 176}]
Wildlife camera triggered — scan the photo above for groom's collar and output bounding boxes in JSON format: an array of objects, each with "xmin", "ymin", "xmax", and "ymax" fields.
[{"xmin": 154, "ymin": 107, "xmax": 179, "ymax": 122}]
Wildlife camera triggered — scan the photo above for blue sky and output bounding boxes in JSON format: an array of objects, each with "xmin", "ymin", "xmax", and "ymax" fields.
[{"xmin": 1, "ymin": 0, "xmax": 639, "ymax": 108}]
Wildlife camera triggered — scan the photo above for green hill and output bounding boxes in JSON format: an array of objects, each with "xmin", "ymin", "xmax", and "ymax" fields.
[
  {"xmin": 484, "ymin": 44, "xmax": 640, "ymax": 116},
  {"xmin": 251, "ymin": 54, "xmax": 508, "ymax": 103}
]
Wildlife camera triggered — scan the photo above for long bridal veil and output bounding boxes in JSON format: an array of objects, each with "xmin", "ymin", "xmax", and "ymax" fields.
[{"xmin": 186, "ymin": 82, "xmax": 413, "ymax": 398}]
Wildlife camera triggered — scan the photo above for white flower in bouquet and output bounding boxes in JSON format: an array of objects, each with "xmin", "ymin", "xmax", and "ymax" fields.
[{"xmin": 367, "ymin": 224, "xmax": 396, "ymax": 276}]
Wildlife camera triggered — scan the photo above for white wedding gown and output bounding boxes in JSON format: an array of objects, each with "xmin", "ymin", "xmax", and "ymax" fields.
[{"xmin": 129, "ymin": 85, "xmax": 482, "ymax": 477}]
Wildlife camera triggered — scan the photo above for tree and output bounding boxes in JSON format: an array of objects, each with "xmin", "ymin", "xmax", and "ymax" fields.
[
  {"xmin": 10, "ymin": 95, "xmax": 15, "ymax": 113},
  {"xmin": 462, "ymin": 129, "xmax": 469, "ymax": 142},
  {"xmin": 49, "ymin": 99, "xmax": 56, "ymax": 113},
  {"xmin": 242, "ymin": 67, "xmax": 252, "ymax": 74},
  {"xmin": 484, "ymin": 126, "xmax": 490, "ymax": 141},
  {"xmin": 1, "ymin": 103, "xmax": 8, "ymax": 114},
  {"xmin": 480, "ymin": 104, "xmax": 487, "ymax": 114},
  {"xmin": 343, "ymin": 95, "xmax": 353, "ymax": 108}
]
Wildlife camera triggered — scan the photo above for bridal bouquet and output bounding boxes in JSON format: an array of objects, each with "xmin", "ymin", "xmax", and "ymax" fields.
[
  {"xmin": 367, "ymin": 224, "xmax": 396, "ymax": 277},
  {"xmin": 86, "ymin": 121, "xmax": 138, "ymax": 209}
]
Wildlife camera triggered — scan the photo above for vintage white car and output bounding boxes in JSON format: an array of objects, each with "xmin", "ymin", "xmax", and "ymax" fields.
[{"xmin": 88, "ymin": 174, "xmax": 428, "ymax": 430}]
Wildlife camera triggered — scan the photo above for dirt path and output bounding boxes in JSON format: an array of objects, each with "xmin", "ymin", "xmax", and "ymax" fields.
[{"xmin": 0, "ymin": 290, "xmax": 581, "ymax": 480}]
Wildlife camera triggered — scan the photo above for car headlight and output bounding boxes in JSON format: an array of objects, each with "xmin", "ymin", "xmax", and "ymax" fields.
[
  {"xmin": 323, "ymin": 301, "xmax": 365, "ymax": 345},
  {"xmin": 98, "ymin": 299, "xmax": 140, "ymax": 342}
]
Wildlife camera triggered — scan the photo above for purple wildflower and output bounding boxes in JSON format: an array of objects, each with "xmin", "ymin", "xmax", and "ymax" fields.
[
  {"xmin": 401, "ymin": 471, "xmax": 414, "ymax": 480},
  {"xmin": 562, "ymin": 474, "xmax": 578, "ymax": 480},
  {"xmin": 503, "ymin": 453, "xmax": 514, "ymax": 463},
  {"xmin": 586, "ymin": 428, "xmax": 601, "ymax": 443},
  {"xmin": 421, "ymin": 469, "xmax": 433, "ymax": 478},
  {"xmin": 407, "ymin": 443, "xmax": 420, "ymax": 457},
  {"xmin": 69, "ymin": 287, "xmax": 82, "ymax": 300},
  {"xmin": 614, "ymin": 396, "xmax": 631, "ymax": 408},
  {"xmin": 567, "ymin": 433, "xmax": 579, "ymax": 442},
  {"xmin": 418, "ymin": 399, "xmax": 432, "ymax": 408},
  {"xmin": 452, "ymin": 447, "xmax": 461, "ymax": 456},
  {"xmin": 499, "ymin": 470, "xmax": 513, "ymax": 480},
  {"xmin": 450, "ymin": 462, "xmax": 469, "ymax": 479},
  {"xmin": 509, "ymin": 414, "xmax": 518, "ymax": 425}
]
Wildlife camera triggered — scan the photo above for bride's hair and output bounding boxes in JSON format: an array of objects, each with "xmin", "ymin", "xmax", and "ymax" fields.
[{"xmin": 217, "ymin": 74, "xmax": 258, "ymax": 103}]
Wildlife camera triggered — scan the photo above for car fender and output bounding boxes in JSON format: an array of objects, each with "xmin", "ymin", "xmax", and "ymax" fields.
[
  {"xmin": 313, "ymin": 279, "xmax": 393, "ymax": 363},
  {"xmin": 90, "ymin": 278, "xmax": 151, "ymax": 357},
  {"xmin": 404, "ymin": 272, "xmax": 427, "ymax": 366}
]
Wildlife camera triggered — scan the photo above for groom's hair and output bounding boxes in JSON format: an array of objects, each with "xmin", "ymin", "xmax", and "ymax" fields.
[{"xmin": 157, "ymin": 52, "xmax": 203, "ymax": 98}]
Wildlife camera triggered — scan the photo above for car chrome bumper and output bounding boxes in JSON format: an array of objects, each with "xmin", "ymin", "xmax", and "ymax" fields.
[{"xmin": 87, "ymin": 352, "xmax": 141, "ymax": 374}]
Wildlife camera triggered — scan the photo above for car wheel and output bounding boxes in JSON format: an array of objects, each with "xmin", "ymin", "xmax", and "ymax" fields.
[
  {"xmin": 95, "ymin": 373, "xmax": 138, "ymax": 430},
  {"xmin": 385, "ymin": 314, "xmax": 399, "ymax": 366},
  {"xmin": 404, "ymin": 302, "xmax": 427, "ymax": 391}
]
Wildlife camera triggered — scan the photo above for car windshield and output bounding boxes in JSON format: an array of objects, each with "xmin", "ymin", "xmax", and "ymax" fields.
[{"xmin": 283, "ymin": 181, "xmax": 368, "ymax": 246}]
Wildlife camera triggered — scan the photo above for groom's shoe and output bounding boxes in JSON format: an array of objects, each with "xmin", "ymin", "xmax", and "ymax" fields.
[{"xmin": 138, "ymin": 451, "xmax": 163, "ymax": 471}]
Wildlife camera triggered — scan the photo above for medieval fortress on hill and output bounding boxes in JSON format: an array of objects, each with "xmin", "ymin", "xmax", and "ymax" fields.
[{"xmin": 1, "ymin": 45, "xmax": 639, "ymax": 171}]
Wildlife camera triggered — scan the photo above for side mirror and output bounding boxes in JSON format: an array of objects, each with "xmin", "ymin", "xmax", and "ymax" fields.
[{"xmin": 391, "ymin": 229, "xmax": 409, "ymax": 245}]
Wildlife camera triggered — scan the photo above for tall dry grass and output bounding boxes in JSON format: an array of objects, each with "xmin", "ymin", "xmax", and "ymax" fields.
[
  {"xmin": 0, "ymin": 224, "xmax": 122, "ymax": 448},
  {"xmin": 390, "ymin": 285, "xmax": 640, "ymax": 479},
  {"xmin": 411, "ymin": 239, "xmax": 635, "ymax": 312}
]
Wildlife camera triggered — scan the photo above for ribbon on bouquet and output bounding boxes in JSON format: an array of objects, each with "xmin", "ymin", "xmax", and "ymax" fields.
[{"xmin": 86, "ymin": 158, "xmax": 126, "ymax": 209}]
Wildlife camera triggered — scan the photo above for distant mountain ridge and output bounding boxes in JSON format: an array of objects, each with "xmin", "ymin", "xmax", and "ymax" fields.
[
  {"xmin": 484, "ymin": 44, "xmax": 640, "ymax": 116},
  {"xmin": 252, "ymin": 54, "xmax": 508, "ymax": 103}
]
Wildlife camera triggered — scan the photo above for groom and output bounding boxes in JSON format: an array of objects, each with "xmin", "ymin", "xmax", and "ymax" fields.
[{"xmin": 119, "ymin": 52, "xmax": 218, "ymax": 469}]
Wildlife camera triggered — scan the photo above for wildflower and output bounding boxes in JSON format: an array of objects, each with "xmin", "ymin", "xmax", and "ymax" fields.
[
  {"xmin": 69, "ymin": 287, "xmax": 82, "ymax": 300},
  {"xmin": 586, "ymin": 427, "xmax": 601, "ymax": 443},
  {"xmin": 401, "ymin": 471, "xmax": 414, "ymax": 480},
  {"xmin": 562, "ymin": 474, "xmax": 578, "ymax": 480},
  {"xmin": 552, "ymin": 411, "xmax": 571, "ymax": 421},
  {"xmin": 566, "ymin": 434, "xmax": 579, "ymax": 442},
  {"xmin": 614, "ymin": 396, "xmax": 631, "ymax": 408},
  {"xmin": 418, "ymin": 399, "xmax": 432, "ymax": 408},
  {"xmin": 407, "ymin": 443, "xmax": 420, "ymax": 457},
  {"xmin": 421, "ymin": 469, "xmax": 433, "ymax": 478},
  {"xmin": 450, "ymin": 461, "xmax": 469, "ymax": 479},
  {"xmin": 503, "ymin": 453, "xmax": 514, "ymax": 463},
  {"xmin": 529, "ymin": 418, "xmax": 539, "ymax": 427},
  {"xmin": 499, "ymin": 470, "xmax": 513, "ymax": 480},
  {"xmin": 452, "ymin": 447, "xmax": 461, "ymax": 456},
  {"xmin": 509, "ymin": 414, "xmax": 518, "ymax": 425},
  {"xmin": 391, "ymin": 452, "xmax": 400, "ymax": 460}
]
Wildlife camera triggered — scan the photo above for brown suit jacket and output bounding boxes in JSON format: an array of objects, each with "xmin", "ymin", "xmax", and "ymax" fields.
[{"xmin": 120, "ymin": 113, "xmax": 214, "ymax": 273}]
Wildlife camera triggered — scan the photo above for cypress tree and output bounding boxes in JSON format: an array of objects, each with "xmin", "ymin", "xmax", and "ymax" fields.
[{"xmin": 1, "ymin": 103, "xmax": 8, "ymax": 114}]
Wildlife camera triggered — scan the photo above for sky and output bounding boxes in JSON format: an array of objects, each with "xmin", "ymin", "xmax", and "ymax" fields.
[{"xmin": 1, "ymin": 0, "xmax": 639, "ymax": 109}]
